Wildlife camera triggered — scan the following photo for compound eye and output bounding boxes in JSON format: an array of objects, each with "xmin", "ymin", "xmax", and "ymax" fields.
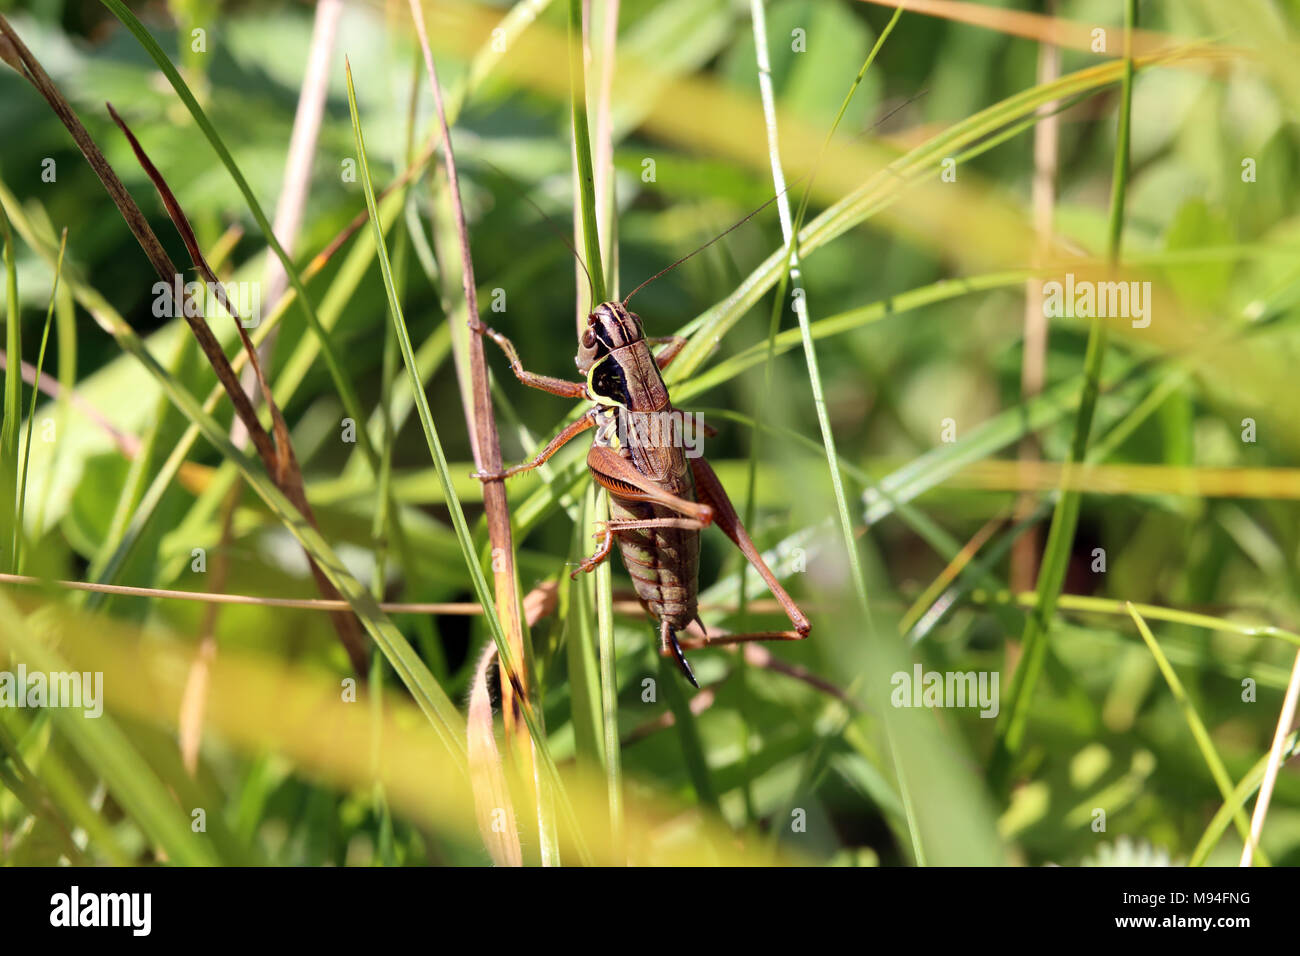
[{"xmin": 581, "ymin": 327, "xmax": 597, "ymax": 349}]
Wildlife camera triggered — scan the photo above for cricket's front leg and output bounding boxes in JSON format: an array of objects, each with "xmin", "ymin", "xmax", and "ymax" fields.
[
  {"xmin": 472, "ymin": 412, "xmax": 595, "ymax": 480},
  {"xmin": 471, "ymin": 321, "xmax": 590, "ymax": 398},
  {"xmin": 688, "ymin": 455, "xmax": 811, "ymax": 643}
]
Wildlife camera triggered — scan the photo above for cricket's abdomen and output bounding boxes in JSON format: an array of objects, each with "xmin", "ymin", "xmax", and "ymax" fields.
[{"xmin": 609, "ymin": 467, "xmax": 700, "ymax": 631}]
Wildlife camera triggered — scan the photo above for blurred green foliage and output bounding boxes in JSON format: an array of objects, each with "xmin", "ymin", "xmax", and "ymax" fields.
[{"xmin": 0, "ymin": 0, "xmax": 1298, "ymax": 866}]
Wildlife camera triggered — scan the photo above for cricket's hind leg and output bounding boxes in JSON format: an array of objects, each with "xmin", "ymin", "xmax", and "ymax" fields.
[
  {"xmin": 660, "ymin": 618, "xmax": 699, "ymax": 688},
  {"xmin": 688, "ymin": 456, "xmax": 811, "ymax": 642}
]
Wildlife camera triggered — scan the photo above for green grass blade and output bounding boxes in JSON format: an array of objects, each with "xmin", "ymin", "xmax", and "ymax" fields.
[
  {"xmin": 4, "ymin": 715, "xmax": 133, "ymax": 864},
  {"xmin": 0, "ymin": 715, "xmax": 88, "ymax": 863},
  {"xmin": 32, "ymin": 250, "xmax": 73, "ymax": 543},
  {"xmin": 593, "ymin": 489, "xmax": 624, "ymax": 844},
  {"xmin": 568, "ymin": 0, "xmax": 606, "ymax": 307},
  {"xmin": 566, "ymin": 0, "xmax": 621, "ymax": 847},
  {"xmin": 345, "ymin": 59, "xmax": 591, "ymax": 864},
  {"xmin": 1189, "ymin": 730, "xmax": 1299, "ymax": 866},
  {"xmin": 0, "ymin": 180, "xmax": 468, "ymax": 763},
  {"xmin": 1, "ymin": 205, "xmax": 20, "ymax": 574},
  {"xmin": 1040, "ymin": 594, "xmax": 1300, "ymax": 648},
  {"xmin": 991, "ymin": 0, "xmax": 1139, "ymax": 785},
  {"xmin": 98, "ymin": 0, "xmax": 379, "ymax": 470},
  {"xmin": 734, "ymin": 0, "xmax": 898, "ymax": 523},
  {"xmin": 481, "ymin": 236, "xmax": 1259, "ymax": 553},
  {"xmin": 657, "ymin": 648, "xmax": 718, "ymax": 813},
  {"xmin": 0, "ymin": 591, "xmax": 221, "ymax": 865},
  {"xmin": 85, "ymin": 332, "xmax": 192, "ymax": 595},
  {"xmin": 567, "ymin": 484, "xmax": 605, "ymax": 776},
  {"xmin": 346, "ymin": 57, "xmax": 507, "ymax": 696},
  {"xmin": 1127, "ymin": 603, "xmax": 1267, "ymax": 865},
  {"xmin": 749, "ymin": 0, "xmax": 916, "ymax": 858},
  {"xmin": 89, "ymin": 188, "xmax": 408, "ymax": 599},
  {"xmin": 14, "ymin": 230, "xmax": 64, "ymax": 574},
  {"xmin": 667, "ymin": 41, "xmax": 1204, "ymax": 381}
]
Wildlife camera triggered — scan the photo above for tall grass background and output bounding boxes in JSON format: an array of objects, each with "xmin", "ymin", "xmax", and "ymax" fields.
[{"xmin": 0, "ymin": 0, "xmax": 1298, "ymax": 866}]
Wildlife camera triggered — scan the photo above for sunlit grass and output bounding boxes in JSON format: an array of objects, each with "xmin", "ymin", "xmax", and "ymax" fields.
[{"xmin": 0, "ymin": 0, "xmax": 1297, "ymax": 868}]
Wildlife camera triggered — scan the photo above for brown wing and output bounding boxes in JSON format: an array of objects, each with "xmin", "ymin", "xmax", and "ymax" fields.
[{"xmin": 587, "ymin": 444, "xmax": 712, "ymax": 524}]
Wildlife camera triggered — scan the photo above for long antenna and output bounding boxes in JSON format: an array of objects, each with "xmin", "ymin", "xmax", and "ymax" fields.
[
  {"xmin": 859, "ymin": 88, "xmax": 927, "ymax": 137},
  {"xmin": 621, "ymin": 181, "xmax": 800, "ymax": 307},
  {"xmin": 621, "ymin": 89, "xmax": 928, "ymax": 308},
  {"xmin": 472, "ymin": 157, "xmax": 596, "ymax": 305}
]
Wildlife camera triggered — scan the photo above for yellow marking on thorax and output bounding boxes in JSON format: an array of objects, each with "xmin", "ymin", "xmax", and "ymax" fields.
[{"xmin": 605, "ymin": 408, "xmax": 620, "ymax": 448}]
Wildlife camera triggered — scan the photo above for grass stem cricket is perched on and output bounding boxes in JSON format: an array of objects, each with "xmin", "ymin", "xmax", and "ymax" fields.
[{"xmin": 469, "ymin": 223, "xmax": 811, "ymax": 686}]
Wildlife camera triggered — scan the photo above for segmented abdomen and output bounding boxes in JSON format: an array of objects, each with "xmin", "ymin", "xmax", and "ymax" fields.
[{"xmin": 609, "ymin": 466, "xmax": 699, "ymax": 631}]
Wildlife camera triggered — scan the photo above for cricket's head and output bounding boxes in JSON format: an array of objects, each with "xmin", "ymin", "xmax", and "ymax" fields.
[{"xmin": 575, "ymin": 300, "xmax": 645, "ymax": 374}]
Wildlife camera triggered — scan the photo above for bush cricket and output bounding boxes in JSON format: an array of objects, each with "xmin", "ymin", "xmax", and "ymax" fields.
[{"xmin": 470, "ymin": 235, "xmax": 811, "ymax": 686}]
